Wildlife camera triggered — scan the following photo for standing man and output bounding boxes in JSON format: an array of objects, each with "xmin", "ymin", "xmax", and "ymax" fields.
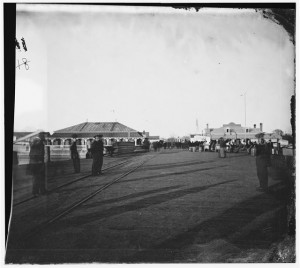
[
  {"xmin": 143, "ymin": 138, "xmax": 150, "ymax": 152},
  {"xmin": 256, "ymin": 138, "xmax": 270, "ymax": 192},
  {"xmin": 28, "ymin": 132, "xmax": 47, "ymax": 197},
  {"xmin": 70, "ymin": 134, "xmax": 80, "ymax": 173},
  {"xmin": 91, "ymin": 134, "xmax": 104, "ymax": 176},
  {"xmin": 219, "ymin": 137, "xmax": 227, "ymax": 158}
]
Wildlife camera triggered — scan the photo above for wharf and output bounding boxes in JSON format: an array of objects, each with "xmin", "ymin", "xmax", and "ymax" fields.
[{"xmin": 6, "ymin": 150, "xmax": 295, "ymax": 263}]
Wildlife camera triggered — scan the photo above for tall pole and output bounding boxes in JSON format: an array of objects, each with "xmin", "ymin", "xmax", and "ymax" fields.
[
  {"xmin": 244, "ymin": 92, "xmax": 247, "ymax": 141},
  {"xmin": 244, "ymin": 92, "xmax": 247, "ymax": 132},
  {"xmin": 240, "ymin": 92, "xmax": 247, "ymax": 142}
]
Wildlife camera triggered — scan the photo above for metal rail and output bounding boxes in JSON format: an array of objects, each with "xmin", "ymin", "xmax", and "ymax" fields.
[
  {"xmin": 22, "ymin": 154, "xmax": 157, "ymax": 241},
  {"xmin": 13, "ymin": 156, "xmax": 136, "ymax": 207}
]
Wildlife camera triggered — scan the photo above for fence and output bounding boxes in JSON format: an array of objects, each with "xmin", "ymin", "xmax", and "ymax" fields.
[
  {"xmin": 49, "ymin": 145, "xmax": 87, "ymax": 161},
  {"xmin": 13, "ymin": 145, "xmax": 88, "ymax": 165},
  {"xmin": 13, "ymin": 142, "xmax": 137, "ymax": 165}
]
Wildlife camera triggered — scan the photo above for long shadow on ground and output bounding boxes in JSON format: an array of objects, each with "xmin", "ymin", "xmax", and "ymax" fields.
[
  {"xmin": 7, "ymin": 185, "xmax": 185, "ymax": 250},
  {"xmin": 121, "ymin": 183, "xmax": 290, "ymax": 263},
  {"xmin": 109, "ymin": 165, "xmax": 228, "ymax": 184},
  {"xmin": 48, "ymin": 180, "xmax": 237, "ymax": 230},
  {"xmin": 52, "ymin": 165, "xmax": 225, "ymax": 194},
  {"xmin": 139, "ymin": 159, "xmax": 217, "ymax": 171}
]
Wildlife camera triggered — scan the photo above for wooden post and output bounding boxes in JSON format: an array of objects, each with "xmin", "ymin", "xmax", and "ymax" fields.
[
  {"xmin": 44, "ymin": 145, "xmax": 50, "ymax": 163},
  {"xmin": 44, "ymin": 145, "xmax": 51, "ymax": 192}
]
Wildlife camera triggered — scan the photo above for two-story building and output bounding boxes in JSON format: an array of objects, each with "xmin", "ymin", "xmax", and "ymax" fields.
[{"xmin": 203, "ymin": 122, "xmax": 263, "ymax": 140}]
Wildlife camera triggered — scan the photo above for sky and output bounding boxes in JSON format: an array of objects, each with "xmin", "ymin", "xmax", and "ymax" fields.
[{"xmin": 14, "ymin": 5, "xmax": 295, "ymax": 138}]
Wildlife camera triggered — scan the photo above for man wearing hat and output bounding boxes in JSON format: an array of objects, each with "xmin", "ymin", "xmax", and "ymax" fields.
[
  {"xmin": 28, "ymin": 132, "xmax": 47, "ymax": 196},
  {"xmin": 255, "ymin": 138, "xmax": 270, "ymax": 192},
  {"xmin": 70, "ymin": 134, "xmax": 80, "ymax": 173},
  {"xmin": 219, "ymin": 137, "xmax": 227, "ymax": 158},
  {"xmin": 91, "ymin": 134, "xmax": 104, "ymax": 175}
]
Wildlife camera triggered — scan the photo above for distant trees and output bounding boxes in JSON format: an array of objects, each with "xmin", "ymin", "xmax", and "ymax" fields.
[
  {"xmin": 180, "ymin": 135, "xmax": 190, "ymax": 141},
  {"xmin": 254, "ymin": 129, "xmax": 293, "ymax": 145},
  {"xmin": 167, "ymin": 137, "xmax": 176, "ymax": 143},
  {"xmin": 272, "ymin": 129, "xmax": 284, "ymax": 137}
]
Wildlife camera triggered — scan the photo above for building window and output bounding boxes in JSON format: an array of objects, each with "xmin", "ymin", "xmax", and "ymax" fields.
[
  {"xmin": 53, "ymin": 139, "xmax": 61, "ymax": 145},
  {"xmin": 76, "ymin": 139, "xmax": 83, "ymax": 145},
  {"xmin": 65, "ymin": 139, "xmax": 71, "ymax": 145},
  {"xmin": 246, "ymin": 129, "xmax": 249, "ymax": 133}
]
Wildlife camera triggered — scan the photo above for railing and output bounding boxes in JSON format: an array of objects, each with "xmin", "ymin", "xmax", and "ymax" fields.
[{"xmin": 13, "ymin": 142, "xmax": 139, "ymax": 165}]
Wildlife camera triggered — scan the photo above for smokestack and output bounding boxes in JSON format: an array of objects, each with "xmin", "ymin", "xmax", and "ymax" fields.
[
  {"xmin": 260, "ymin": 123, "xmax": 263, "ymax": 131},
  {"xmin": 254, "ymin": 124, "xmax": 256, "ymax": 129},
  {"xmin": 206, "ymin": 124, "xmax": 209, "ymax": 129}
]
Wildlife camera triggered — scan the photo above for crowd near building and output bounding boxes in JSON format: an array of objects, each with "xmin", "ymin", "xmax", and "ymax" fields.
[
  {"xmin": 190, "ymin": 122, "xmax": 286, "ymax": 143},
  {"xmin": 13, "ymin": 122, "xmax": 161, "ymax": 164},
  {"xmin": 190, "ymin": 122, "xmax": 265, "ymax": 141},
  {"xmin": 50, "ymin": 122, "xmax": 145, "ymax": 147},
  {"xmin": 14, "ymin": 122, "xmax": 161, "ymax": 147},
  {"xmin": 13, "ymin": 120, "xmax": 293, "ymax": 164}
]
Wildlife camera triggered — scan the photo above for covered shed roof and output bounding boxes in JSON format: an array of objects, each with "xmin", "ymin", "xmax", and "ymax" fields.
[
  {"xmin": 54, "ymin": 122, "xmax": 138, "ymax": 133},
  {"xmin": 51, "ymin": 132, "xmax": 143, "ymax": 139},
  {"xmin": 51, "ymin": 122, "xmax": 143, "ymax": 139}
]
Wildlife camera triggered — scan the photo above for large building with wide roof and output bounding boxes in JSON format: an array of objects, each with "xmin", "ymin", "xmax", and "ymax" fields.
[
  {"xmin": 204, "ymin": 122, "xmax": 264, "ymax": 140},
  {"xmin": 50, "ymin": 122, "xmax": 145, "ymax": 146}
]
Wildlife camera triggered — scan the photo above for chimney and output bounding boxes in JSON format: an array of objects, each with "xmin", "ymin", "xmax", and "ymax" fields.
[
  {"xmin": 254, "ymin": 124, "xmax": 256, "ymax": 129},
  {"xmin": 206, "ymin": 124, "xmax": 209, "ymax": 130},
  {"xmin": 260, "ymin": 123, "xmax": 263, "ymax": 131}
]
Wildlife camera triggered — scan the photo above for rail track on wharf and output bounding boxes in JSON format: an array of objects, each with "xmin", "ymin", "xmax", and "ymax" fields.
[
  {"xmin": 13, "ymin": 155, "xmax": 140, "ymax": 207},
  {"xmin": 20, "ymin": 153, "xmax": 158, "ymax": 240}
]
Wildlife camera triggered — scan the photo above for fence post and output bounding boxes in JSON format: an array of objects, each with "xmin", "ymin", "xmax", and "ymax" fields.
[
  {"xmin": 45, "ymin": 145, "xmax": 51, "ymax": 163},
  {"xmin": 44, "ymin": 145, "xmax": 51, "ymax": 191}
]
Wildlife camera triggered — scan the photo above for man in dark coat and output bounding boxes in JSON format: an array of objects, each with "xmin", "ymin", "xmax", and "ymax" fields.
[
  {"xmin": 219, "ymin": 137, "xmax": 227, "ymax": 158},
  {"xmin": 28, "ymin": 132, "xmax": 46, "ymax": 196},
  {"xmin": 142, "ymin": 138, "xmax": 150, "ymax": 152},
  {"xmin": 91, "ymin": 134, "xmax": 104, "ymax": 175},
  {"xmin": 70, "ymin": 134, "xmax": 80, "ymax": 173},
  {"xmin": 256, "ymin": 138, "xmax": 270, "ymax": 192}
]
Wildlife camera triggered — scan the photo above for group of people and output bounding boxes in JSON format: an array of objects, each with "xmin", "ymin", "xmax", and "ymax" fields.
[
  {"xmin": 219, "ymin": 137, "xmax": 273, "ymax": 192},
  {"xmin": 27, "ymin": 132, "xmax": 273, "ymax": 197},
  {"xmin": 146, "ymin": 140, "xmax": 191, "ymax": 151},
  {"xmin": 218, "ymin": 137, "xmax": 242, "ymax": 157},
  {"xmin": 27, "ymin": 133, "xmax": 105, "ymax": 196},
  {"xmin": 69, "ymin": 134, "xmax": 104, "ymax": 176}
]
